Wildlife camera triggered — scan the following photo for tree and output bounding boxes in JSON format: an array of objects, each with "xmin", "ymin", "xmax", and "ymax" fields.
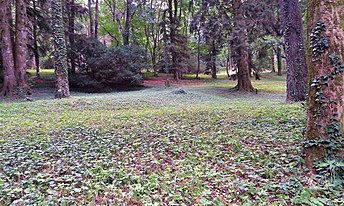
[
  {"xmin": 231, "ymin": 0, "xmax": 254, "ymax": 92},
  {"xmin": 51, "ymin": 0, "xmax": 70, "ymax": 98},
  {"xmin": 88, "ymin": 0, "xmax": 94, "ymax": 37},
  {"xmin": 15, "ymin": 0, "xmax": 30, "ymax": 96},
  {"xmin": 304, "ymin": 0, "xmax": 344, "ymax": 170},
  {"xmin": 94, "ymin": 0, "xmax": 99, "ymax": 40},
  {"xmin": 0, "ymin": 0, "xmax": 17, "ymax": 97},
  {"xmin": 280, "ymin": 0, "xmax": 308, "ymax": 102}
]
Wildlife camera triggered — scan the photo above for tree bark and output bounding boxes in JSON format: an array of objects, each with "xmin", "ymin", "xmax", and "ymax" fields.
[
  {"xmin": 51, "ymin": 0, "xmax": 70, "ymax": 98},
  {"xmin": 270, "ymin": 54, "xmax": 275, "ymax": 73},
  {"xmin": 88, "ymin": 0, "xmax": 94, "ymax": 37},
  {"xmin": 281, "ymin": 0, "xmax": 308, "ymax": 102},
  {"xmin": 68, "ymin": 0, "xmax": 76, "ymax": 74},
  {"xmin": 277, "ymin": 46, "xmax": 282, "ymax": 76},
  {"xmin": 248, "ymin": 48, "xmax": 256, "ymax": 77},
  {"xmin": 94, "ymin": 0, "xmax": 99, "ymax": 40},
  {"xmin": 15, "ymin": 0, "xmax": 30, "ymax": 96},
  {"xmin": 168, "ymin": 0, "xmax": 178, "ymax": 80},
  {"xmin": 32, "ymin": 0, "xmax": 40, "ymax": 78},
  {"xmin": 231, "ymin": 0, "xmax": 254, "ymax": 92},
  {"xmin": 196, "ymin": 29, "xmax": 201, "ymax": 79},
  {"xmin": 0, "ymin": 0, "xmax": 17, "ymax": 97},
  {"xmin": 304, "ymin": 0, "xmax": 344, "ymax": 170},
  {"xmin": 123, "ymin": 0, "xmax": 131, "ymax": 45},
  {"xmin": 211, "ymin": 41, "xmax": 217, "ymax": 79}
]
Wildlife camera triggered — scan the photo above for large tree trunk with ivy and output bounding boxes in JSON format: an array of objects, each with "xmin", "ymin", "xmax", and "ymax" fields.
[
  {"xmin": 15, "ymin": 0, "xmax": 30, "ymax": 96},
  {"xmin": 281, "ymin": 0, "xmax": 308, "ymax": 102},
  {"xmin": 231, "ymin": 0, "xmax": 254, "ymax": 92},
  {"xmin": 0, "ymin": 0, "xmax": 17, "ymax": 97},
  {"xmin": 304, "ymin": 0, "xmax": 344, "ymax": 170},
  {"xmin": 51, "ymin": 0, "xmax": 70, "ymax": 98}
]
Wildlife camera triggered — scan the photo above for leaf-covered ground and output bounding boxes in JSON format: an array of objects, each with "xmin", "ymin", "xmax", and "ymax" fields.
[{"xmin": 0, "ymin": 76, "xmax": 342, "ymax": 205}]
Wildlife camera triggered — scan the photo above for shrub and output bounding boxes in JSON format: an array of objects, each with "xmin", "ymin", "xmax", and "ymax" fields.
[
  {"xmin": 87, "ymin": 45, "xmax": 148, "ymax": 86},
  {"xmin": 71, "ymin": 35, "xmax": 149, "ymax": 90}
]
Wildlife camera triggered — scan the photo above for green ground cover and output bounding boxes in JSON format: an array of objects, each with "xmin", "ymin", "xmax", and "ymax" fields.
[{"xmin": 0, "ymin": 75, "xmax": 342, "ymax": 205}]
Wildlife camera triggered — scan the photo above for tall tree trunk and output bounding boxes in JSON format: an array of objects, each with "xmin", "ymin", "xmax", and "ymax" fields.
[
  {"xmin": 211, "ymin": 41, "xmax": 217, "ymax": 79},
  {"xmin": 68, "ymin": 0, "xmax": 76, "ymax": 74},
  {"xmin": 277, "ymin": 46, "xmax": 282, "ymax": 76},
  {"xmin": 304, "ymin": 0, "xmax": 344, "ymax": 170},
  {"xmin": 0, "ymin": 0, "xmax": 17, "ymax": 97},
  {"xmin": 94, "ymin": 0, "xmax": 99, "ymax": 40},
  {"xmin": 281, "ymin": 0, "xmax": 308, "ymax": 102},
  {"xmin": 231, "ymin": 0, "xmax": 254, "ymax": 92},
  {"xmin": 33, "ymin": 0, "xmax": 40, "ymax": 78},
  {"xmin": 51, "ymin": 0, "xmax": 70, "ymax": 98},
  {"xmin": 270, "ymin": 54, "xmax": 275, "ymax": 73},
  {"xmin": 15, "ymin": 0, "xmax": 30, "ymax": 96},
  {"xmin": 123, "ymin": 0, "xmax": 131, "ymax": 45},
  {"xmin": 248, "ymin": 48, "xmax": 256, "ymax": 77},
  {"xmin": 88, "ymin": 0, "xmax": 94, "ymax": 37},
  {"xmin": 196, "ymin": 29, "xmax": 201, "ymax": 79}
]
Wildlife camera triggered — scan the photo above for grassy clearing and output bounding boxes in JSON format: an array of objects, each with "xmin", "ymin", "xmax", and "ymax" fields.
[
  {"xmin": 27, "ymin": 69, "xmax": 55, "ymax": 78},
  {"xmin": 0, "ymin": 78, "xmax": 342, "ymax": 205}
]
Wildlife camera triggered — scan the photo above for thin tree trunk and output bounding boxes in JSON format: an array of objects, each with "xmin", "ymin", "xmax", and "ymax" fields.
[
  {"xmin": 270, "ymin": 54, "xmax": 275, "ymax": 73},
  {"xmin": 68, "ymin": 0, "xmax": 76, "ymax": 74},
  {"xmin": 281, "ymin": 0, "xmax": 308, "ymax": 102},
  {"xmin": 196, "ymin": 29, "xmax": 201, "ymax": 79},
  {"xmin": 304, "ymin": 0, "xmax": 344, "ymax": 170},
  {"xmin": 94, "ymin": 0, "xmax": 99, "ymax": 40},
  {"xmin": 15, "ymin": 0, "xmax": 30, "ymax": 96},
  {"xmin": 231, "ymin": 0, "xmax": 254, "ymax": 92},
  {"xmin": 33, "ymin": 0, "xmax": 40, "ymax": 78},
  {"xmin": 248, "ymin": 48, "xmax": 256, "ymax": 77},
  {"xmin": 277, "ymin": 46, "xmax": 282, "ymax": 76},
  {"xmin": 211, "ymin": 41, "xmax": 217, "ymax": 79},
  {"xmin": 51, "ymin": 0, "xmax": 70, "ymax": 98},
  {"xmin": 88, "ymin": 0, "xmax": 94, "ymax": 37},
  {"xmin": 123, "ymin": 0, "xmax": 131, "ymax": 45},
  {"xmin": 0, "ymin": 0, "xmax": 17, "ymax": 97}
]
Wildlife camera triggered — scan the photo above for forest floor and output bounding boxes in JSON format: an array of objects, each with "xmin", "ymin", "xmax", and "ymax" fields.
[{"xmin": 0, "ymin": 73, "xmax": 342, "ymax": 205}]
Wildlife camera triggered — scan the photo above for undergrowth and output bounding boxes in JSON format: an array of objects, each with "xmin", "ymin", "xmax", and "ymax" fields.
[{"xmin": 0, "ymin": 86, "xmax": 342, "ymax": 205}]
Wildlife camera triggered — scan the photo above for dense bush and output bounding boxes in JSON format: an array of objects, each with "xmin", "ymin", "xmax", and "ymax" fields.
[
  {"xmin": 87, "ymin": 45, "xmax": 148, "ymax": 86},
  {"xmin": 71, "ymin": 36, "xmax": 149, "ymax": 90}
]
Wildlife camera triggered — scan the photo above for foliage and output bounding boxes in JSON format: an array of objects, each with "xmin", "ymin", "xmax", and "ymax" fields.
[
  {"xmin": 40, "ymin": 57, "xmax": 55, "ymax": 70},
  {"xmin": 69, "ymin": 37, "xmax": 149, "ymax": 89},
  {"xmin": 87, "ymin": 45, "xmax": 148, "ymax": 86},
  {"xmin": 0, "ymin": 77, "xmax": 342, "ymax": 204}
]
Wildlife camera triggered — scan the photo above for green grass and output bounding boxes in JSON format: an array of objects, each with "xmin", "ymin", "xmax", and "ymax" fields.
[
  {"xmin": 27, "ymin": 69, "xmax": 55, "ymax": 77},
  {"xmin": 0, "ymin": 81, "xmax": 342, "ymax": 205}
]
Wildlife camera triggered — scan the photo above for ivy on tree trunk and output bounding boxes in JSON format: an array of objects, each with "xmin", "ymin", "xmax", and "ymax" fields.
[
  {"xmin": 51, "ymin": 0, "xmax": 70, "ymax": 98},
  {"xmin": 305, "ymin": 0, "xmax": 344, "ymax": 170}
]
